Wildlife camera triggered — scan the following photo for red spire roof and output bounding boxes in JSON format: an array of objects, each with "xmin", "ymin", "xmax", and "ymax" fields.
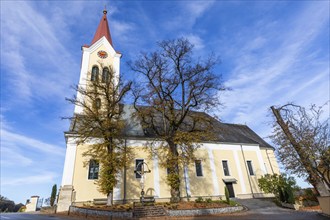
[{"xmin": 90, "ymin": 9, "xmax": 113, "ymax": 47}]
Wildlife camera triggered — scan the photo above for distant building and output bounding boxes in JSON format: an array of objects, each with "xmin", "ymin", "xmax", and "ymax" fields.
[
  {"xmin": 57, "ymin": 9, "xmax": 280, "ymax": 212},
  {"xmin": 25, "ymin": 196, "xmax": 39, "ymax": 212}
]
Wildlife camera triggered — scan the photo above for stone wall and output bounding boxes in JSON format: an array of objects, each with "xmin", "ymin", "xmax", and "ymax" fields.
[
  {"xmin": 168, "ymin": 206, "xmax": 244, "ymax": 216},
  {"xmin": 69, "ymin": 206, "xmax": 133, "ymax": 218},
  {"xmin": 69, "ymin": 204, "xmax": 244, "ymax": 218},
  {"xmin": 318, "ymin": 196, "xmax": 330, "ymax": 216},
  {"xmin": 25, "ymin": 196, "xmax": 39, "ymax": 212}
]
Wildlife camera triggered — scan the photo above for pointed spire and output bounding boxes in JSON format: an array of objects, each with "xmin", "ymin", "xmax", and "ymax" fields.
[{"xmin": 90, "ymin": 8, "xmax": 113, "ymax": 47}]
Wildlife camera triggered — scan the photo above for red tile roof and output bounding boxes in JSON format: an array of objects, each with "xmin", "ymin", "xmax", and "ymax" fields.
[{"xmin": 90, "ymin": 9, "xmax": 113, "ymax": 47}]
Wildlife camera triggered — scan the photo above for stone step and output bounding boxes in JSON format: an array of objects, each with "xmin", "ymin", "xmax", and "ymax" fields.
[
  {"xmin": 134, "ymin": 211, "xmax": 166, "ymax": 214},
  {"xmin": 134, "ymin": 210, "xmax": 166, "ymax": 213},
  {"xmin": 134, "ymin": 210, "xmax": 166, "ymax": 214},
  {"xmin": 133, "ymin": 206, "xmax": 167, "ymax": 217},
  {"xmin": 134, "ymin": 213, "xmax": 167, "ymax": 218}
]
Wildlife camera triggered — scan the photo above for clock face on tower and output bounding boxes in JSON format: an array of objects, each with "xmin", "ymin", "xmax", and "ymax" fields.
[{"xmin": 97, "ymin": 50, "xmax": 108, "ymax": 59}]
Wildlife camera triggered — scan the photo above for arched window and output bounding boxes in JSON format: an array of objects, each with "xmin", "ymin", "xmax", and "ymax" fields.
[
  {"xmin": 102, "ymin": 67, "xmax": 110, "ymax": 83},
  {"xmin": 95, "ymin": 98, "xmax": 101, "ymax": 109},
  {"xmin": 91, "ymin": 66, "xmax": 99, "ymax": 81}
]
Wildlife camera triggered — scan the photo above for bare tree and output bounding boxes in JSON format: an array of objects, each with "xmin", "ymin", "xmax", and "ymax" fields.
[
  {"xmin": 270, "ymin": 103, "xmax": 330, "ymax": 196},
  {"xmin": 65, "ymin": 66, "xmax": 132, "ymax": 205},
  {"xmin": 129, "ymin": 38, "xmax": 226, "ymax": 202}
]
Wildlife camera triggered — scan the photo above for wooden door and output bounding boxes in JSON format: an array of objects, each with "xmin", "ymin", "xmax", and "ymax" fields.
[{"xmin": 225, "ymin": 182, "xmax": 235, "ymax": 198}]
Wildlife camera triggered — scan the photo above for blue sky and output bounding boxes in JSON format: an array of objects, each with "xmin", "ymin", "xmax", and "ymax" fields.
[{"xmin": 1, "ymin": 1, "xmax": 329, "ymax": 204}]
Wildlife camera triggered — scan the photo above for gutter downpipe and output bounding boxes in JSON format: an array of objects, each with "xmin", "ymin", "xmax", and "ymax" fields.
[
  {"xmin": 240, "ymin": 144, "xmax": 254, "ymax": 198},
  {"xmin": 123, "ymin": 139, "xmax": 127, "ymax": 204},
  {"xmin": 266, "ymin": 149, "xmax": 275, "ymax": 174},
  {"xmin": 183, "ymin": 163, "xmax": 189, "ymax": 201}
]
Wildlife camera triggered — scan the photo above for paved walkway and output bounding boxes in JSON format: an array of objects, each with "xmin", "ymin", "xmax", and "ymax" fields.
[
  {"xmin": 0, "ymin": 213, "xmax": 81, "ymax": 220},
  {"xmin": 166, "ymin": 198, "xmax": 329, "ymax": 220},
  {"xmin": 195, "ymin": 198, "xmax": 328, "ymax": 220},
  {"xmin": 5, "ymin": 199, "xmax": 328, "ymax": 220},
  {"xmin": 236, "ymin": 198, "xmax": 289, "ymax": 214}
]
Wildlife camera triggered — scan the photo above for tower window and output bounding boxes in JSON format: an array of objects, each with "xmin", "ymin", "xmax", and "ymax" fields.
[
  {"xmin": 195, "ymin": 160, "xmax": 203, "ymax": 177},
  {"xmin": 91, "ymin": 66, "xmax": 99, "ymax": 81},
  {"xmin": 102, "ymin": 67, "xmax": 110, "ymax": 83},
  {"xmin": 95, "ymin": 98, "xmax": 101, "ymax": 109},
  {"xmin": 88, "ymin": 160, "xmax": 99, "ymax": 180}
]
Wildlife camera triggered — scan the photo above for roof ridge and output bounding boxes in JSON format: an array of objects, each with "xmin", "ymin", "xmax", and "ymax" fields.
[{"xmin": 221, "ymin": 122, "xmax": 248, "ymax": 126}]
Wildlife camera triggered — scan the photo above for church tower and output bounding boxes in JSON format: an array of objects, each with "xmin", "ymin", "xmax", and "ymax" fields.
[
  {"xmin": 57, "ymin": 9, "xmax": 121, "ymax": 212},
  {"xmin": 74, "ymin": 9, "xmax": 122, "ymax": 114}
]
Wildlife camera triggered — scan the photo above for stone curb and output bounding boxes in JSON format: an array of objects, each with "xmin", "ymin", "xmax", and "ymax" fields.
[
  {"xmin": 168, "ymin": 206, "xmax": 244, "ymax": 216},
  {"xmin": 69, "ymin": 205, "xmax": 244, "ymax": 218}
]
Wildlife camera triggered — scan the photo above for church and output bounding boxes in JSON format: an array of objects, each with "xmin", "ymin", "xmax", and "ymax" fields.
[{"xmin": 57, "ymin": 10, "xmax": 280, "ymax": 212}]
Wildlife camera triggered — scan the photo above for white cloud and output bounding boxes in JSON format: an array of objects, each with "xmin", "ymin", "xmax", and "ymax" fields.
[
  {"xmin": 1, "ymin": 2, "xmax": 79, "ymax": 105},
  {"xmin": 185, "ymin": 1, "xmax": 216, "ymax": 19},
  {"xmin": 243, "ymin": 37, "xmax": 266, "ymax": 52},
  {"xmin": 1, "ymin": 147, "xmax": 33, "ymax": 166},
  {"xmin": 2, "ymin": 172, "xmax": 58, "ymax": 186},
  {"xmin": 185, "ymin": 34, "xmax": 205, "ymax": 50},
  {"xmin": 111, "ymin": 20, "xmax": 136, "ymax": 46},
  {"xmin": 112, "ymin": 21, "xmax": 135, "ymax": 35},
  {"xmin": 218, "ymin": 2, "xmax": 329, "ymax": 136},
  {"xmin": 0, "ymin": 129, "xmax": 64, "ymax": 157},
  {"xmin": 164, "ymin": 0, "xmax": 215, "ymax": 31}
]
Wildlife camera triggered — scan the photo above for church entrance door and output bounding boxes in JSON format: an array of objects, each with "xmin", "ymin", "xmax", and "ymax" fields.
[{"xmin": 225, "ymin": 182, "xmax": 235, "ymax": 198}]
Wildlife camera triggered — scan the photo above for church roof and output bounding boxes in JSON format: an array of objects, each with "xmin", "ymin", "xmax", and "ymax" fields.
[
  {"xmin": 124, "ymin": 105, "xmax": 273, "ymax": 149},
  {"xmin": 67, "ymin": 104, "xmax": 274, "ymax": 149},
  {"xmin": 90, "ymin": 9, "xmax": 113, "ymax": 47}
]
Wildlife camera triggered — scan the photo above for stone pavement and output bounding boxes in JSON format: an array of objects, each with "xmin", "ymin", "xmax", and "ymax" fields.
[
  {"xmin": 5, "ymin": 199, "xmax": 328, "ymax": 220},
  {"xmin": 0, "ymin": 213, "xmax": 81, "ymax": 220},
  {"xmin": 127, "ymin": 199, "xmax": 329, "ymax": 220},
  {"xmin": 232, "ymin": 198, "xmax": 327, "ymax": 220}
]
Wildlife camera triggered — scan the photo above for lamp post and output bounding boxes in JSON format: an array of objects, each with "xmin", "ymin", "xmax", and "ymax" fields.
[{"xmin": 134, "ymin": 161, "xmax": 151, "ymax": 205}]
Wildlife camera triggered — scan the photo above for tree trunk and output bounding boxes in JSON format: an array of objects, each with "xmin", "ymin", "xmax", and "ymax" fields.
[
  {"xmin": 107, "ymin": 139, "xmax": 114, "ymax": 206},
  {"xmin": 107, "ymin": 191, "xmax": 113, "ymax": 206},
  {"xmin": 168, "ymin": 140, "xmax": 181, "ymax": 203},
  {"xmin": 315, "ymin": 182, "xmax": 330, "ymax": 197},
  {"xmin": 271, "ymin": 106, "xmax": 330, "ymax": 196}
]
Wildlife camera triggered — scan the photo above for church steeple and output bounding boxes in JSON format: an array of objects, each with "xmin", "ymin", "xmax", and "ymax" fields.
[{"xmin": 90, "ymin": 9, "xmax": 113, "ymax": 47}]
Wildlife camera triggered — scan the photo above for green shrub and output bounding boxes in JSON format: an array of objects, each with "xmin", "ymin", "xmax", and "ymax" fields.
[
  {"xmin": 304, "ymin": 188, "xmax": 318, "ymax": 202},
  {"xmin": 205, "ymin": 198, "xmax": 212, "ymax": 203},
  {"xmin": 284, "ymin": 186, "xmax": 295, "ymax": 204},
  {"xmin": 50, "ymin": 184, "xmax": 57, "ymax": 207},
  {"xmin": 258, "ymin": 174, "xmax": 298, "ymax": 202},
  {"xmin": 278, "ymin": 186, "xmax": 285, "ymax": 202},
  {"xmin": 229, "ymin": 200, "xmax": 238, "ymax": 206},
  {"xmin": 18, "ymin": 206, "xmax": 26, "ymax": 212},
  {"xmin": 195, "ymin": 197, "xmax": 203, "ymax": 203},
  {"xmin": 224, "ymin": 186, "xmax": 230, "ymax": 204}
]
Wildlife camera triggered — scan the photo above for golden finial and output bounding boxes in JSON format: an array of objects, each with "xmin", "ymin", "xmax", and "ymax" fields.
[{"xmin": 103, "ymin": 5, "xmax": 107, "ymax": 14}]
